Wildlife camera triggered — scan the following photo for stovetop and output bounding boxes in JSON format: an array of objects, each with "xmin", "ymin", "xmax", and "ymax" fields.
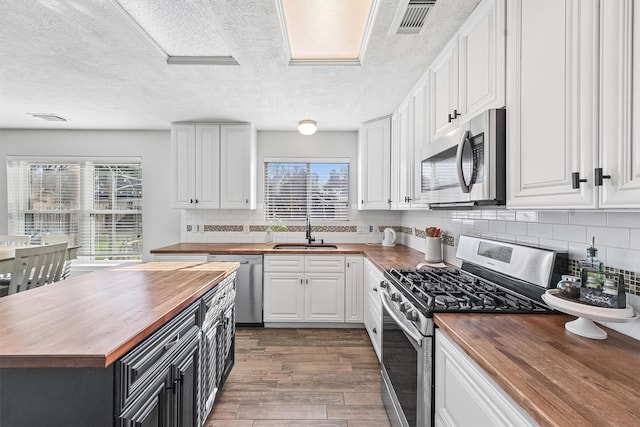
[{"xmin": 384, "ymin": 267, "xmax": 553, "ymax": 316}]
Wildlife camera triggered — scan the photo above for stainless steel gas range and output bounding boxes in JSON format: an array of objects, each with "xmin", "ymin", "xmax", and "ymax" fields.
[{"xmin": 380, "ymin": 235, "xmax": 568, "ymax": 427}]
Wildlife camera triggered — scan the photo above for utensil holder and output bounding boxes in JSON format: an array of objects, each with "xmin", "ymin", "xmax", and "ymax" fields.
[{"xmin": 425, "ymin": 237, "xmax": 443, "ymax": 262}]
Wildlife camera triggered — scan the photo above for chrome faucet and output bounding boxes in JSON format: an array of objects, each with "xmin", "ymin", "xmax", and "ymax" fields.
[{"xmin": 306, "ymin": 216, "xmax": 315, "ymax": 244}]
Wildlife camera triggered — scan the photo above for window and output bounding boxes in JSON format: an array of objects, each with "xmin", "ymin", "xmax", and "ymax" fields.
[
  {"xmin": 7, "ymin": 157, "xmax": 142, "ymax": 261},
  {"xmin": 264, "ymin": 159, "xmax": 349, "ymax": 221}
]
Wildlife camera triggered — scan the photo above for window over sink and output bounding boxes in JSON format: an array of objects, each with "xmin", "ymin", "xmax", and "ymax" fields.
[
  {"xmin": 6, "ymin": 157, "xmax": 142, "ymax": 261},
  {"xmin": 263, "ymin": 159, "xmax": 349, "ymax": 221}
]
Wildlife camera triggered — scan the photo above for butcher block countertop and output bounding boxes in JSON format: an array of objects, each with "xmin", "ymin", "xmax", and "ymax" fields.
[
  {"xmin": 435, "ymin": 313, "xmax": 640, "ymax": 427},
  {"xmin": 0, "ymin": 261, "xmax": 238, "ymax": 369},
  {"xmin": 151, "ymin": 242, "xmax": 429, "ymax": 271}
]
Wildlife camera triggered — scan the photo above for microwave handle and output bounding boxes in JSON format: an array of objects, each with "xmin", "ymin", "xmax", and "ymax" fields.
[{"xmin": 456, "ymin": 130, "xmax": 472, "ymax": 194}]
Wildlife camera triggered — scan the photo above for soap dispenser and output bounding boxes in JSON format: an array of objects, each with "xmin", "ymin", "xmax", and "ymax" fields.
[{"xmin": 579, "ymin": 237, "xmax": 604, "ymax": 290}]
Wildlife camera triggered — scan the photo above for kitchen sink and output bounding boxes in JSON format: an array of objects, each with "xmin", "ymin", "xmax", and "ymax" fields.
[{"xmin": 272, "ymin": 243, "xmax": 338, "ymax": 250}]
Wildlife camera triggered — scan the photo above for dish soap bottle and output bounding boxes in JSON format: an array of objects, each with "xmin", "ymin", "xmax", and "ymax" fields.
[{"xmin": 579, "ymin": 237, "xmax": 604, "ymax": 290}]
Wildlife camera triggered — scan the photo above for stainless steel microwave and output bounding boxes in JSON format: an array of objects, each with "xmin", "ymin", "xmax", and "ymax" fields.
[{"xmin": 420, "ymin": 108, "xmax": 506, "ymax": 208}]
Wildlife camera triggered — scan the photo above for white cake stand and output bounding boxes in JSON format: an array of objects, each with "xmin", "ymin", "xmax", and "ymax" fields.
[{"xmin": 542, "ymin": 289, "xmax": 638, "ymax": 339}]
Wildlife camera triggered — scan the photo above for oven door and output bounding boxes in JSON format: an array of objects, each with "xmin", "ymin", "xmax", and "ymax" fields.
[{"xmin": 381, "ymin": 292, "xmax": 432, "ymax": 427}]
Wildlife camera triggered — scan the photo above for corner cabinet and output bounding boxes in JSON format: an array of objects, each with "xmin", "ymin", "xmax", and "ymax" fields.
[
  {"xmin": 435, "ymin": 329, "xmax": 537, "ymax": 427},
  {"xmin": 171, "ymin": 123, "xmax": 257, "ymax": 209},
  {"xmin": 507, "ymin": 0, "xmax": 640, "ymax": 209},
  {"xmin": 429, "ymin": 0, "xmax": 506, "ymax": 142},
  {"xmin": 358, "ymin": 116, "xmax": 392, "ymax": 210}
]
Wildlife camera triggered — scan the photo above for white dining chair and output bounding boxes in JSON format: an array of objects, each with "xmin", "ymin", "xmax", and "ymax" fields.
[
  {"xmin": 6, "ymin": 242, "xmax": 68, "ymax": 295},
  {"xmin": 0, "ymin": 235, "xmax": 31, "ymax": 246},
  {"xmin": 41, "ymin": 234, "xmax": 76, "ymax": 280}
]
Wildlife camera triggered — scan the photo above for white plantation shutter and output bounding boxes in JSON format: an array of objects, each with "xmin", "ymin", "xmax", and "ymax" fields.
[
  {"xmin": 7, "ymin": 157, "xmax": 142, "ymax": 260},
  {"xmin": 264, "ymin": 160, "xmax": 349, "ymax": 221}
]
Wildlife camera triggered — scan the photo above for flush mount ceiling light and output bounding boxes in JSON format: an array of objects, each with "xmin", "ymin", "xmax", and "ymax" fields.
[
  {"xmin": 276, "ymin": 0, "xmax": 378, "ymax": 65},
  {"xmin": 28, "ymin": 113, "xmax": 68, "ymax": 122},
  {"xmin": 298, "ymin": 119, "xmax": 317, "ymax": 135}
]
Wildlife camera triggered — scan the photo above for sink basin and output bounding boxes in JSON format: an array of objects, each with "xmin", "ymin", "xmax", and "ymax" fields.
[{"xmin": 272, "ymin": 243, "xmax": 338, "ymax": 250}]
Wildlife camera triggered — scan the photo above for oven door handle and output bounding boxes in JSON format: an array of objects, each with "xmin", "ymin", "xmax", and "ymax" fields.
[{"xmin": 380, "ymin": 293, "xmax": 423, "ymax": 347}]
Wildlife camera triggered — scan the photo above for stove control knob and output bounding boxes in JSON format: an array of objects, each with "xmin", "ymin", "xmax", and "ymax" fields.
[
  {"xmin": 391, "ymin": 292, "xmax": 402, "ymax": 302},
  {"xmin": 380, "ymin": 281, "xmax": 388, "ymax": 289},
  {"xmin": 399, "ymin": 302, "xmax": 410, "ymax": 312},
  {"xmin": 405, "ymin": 310, "xmax": 419, "ymax": 322}
]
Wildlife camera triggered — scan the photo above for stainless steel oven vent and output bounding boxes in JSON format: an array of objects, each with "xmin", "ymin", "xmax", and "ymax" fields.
[{"xmin": 393, "ymin": 0, "xmax": 437, "ymax": 34}]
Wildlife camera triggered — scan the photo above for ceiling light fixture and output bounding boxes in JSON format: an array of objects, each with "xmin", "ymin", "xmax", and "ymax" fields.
[{"xmin": 298, "ymin": 119, "xmax": 317, "ymax": 135}]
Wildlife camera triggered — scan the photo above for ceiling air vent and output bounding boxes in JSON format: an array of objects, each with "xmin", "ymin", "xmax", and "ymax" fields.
[{"xmin": 391, "ymin": 0, "xmax": 437, "ymax": 35}]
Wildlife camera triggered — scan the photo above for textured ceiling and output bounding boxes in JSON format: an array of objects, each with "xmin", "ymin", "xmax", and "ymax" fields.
[{"xmin": 0, "ymin": 0, "xmax": 480, "ymax": 131}]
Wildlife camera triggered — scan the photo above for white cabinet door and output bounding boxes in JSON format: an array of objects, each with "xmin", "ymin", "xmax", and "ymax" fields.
[
  {"xmin": 507, "ymin": 0, "xmax": 599, "ymax": 209},
  {"xmin": 345, "ymin": 256, "xmax": 364, "ymax": 323},
  {"xmin": 363, "ymin": 258, "xmax": 383, "ymax": 361},
  {"xmin": 305, "ymin": 273, "xmax": 345, "ymax": 322},
  {"xmin": 263, "ymin": 272, "xmax": 305, "ymax": 322},
  {"xmin": 220, "ymin": 124, "xmax": 256, "ymax": 209},
  {"xmin": 358, "ymin": 116, "xmax": 392, "ymax": 210},
  {"xmin": 429, "ymin": 39, "xmax": 458, "ymax": 142},
  {"xmin": 435, "ymin": 330, "xmax": 538, "ymax": 427},
  {"xmin": 457, "ymin": 0, "xmax": 505, "ymax": 121},
  {"xmin": 599, "ymin": 0, "xmax": 640, "ymax": 208},
  {"xmin": 171, "ymin": 124, "xmax": 197, "ymax": 208},
  {"xmin": 195, "ymin": 124, "xmax": 221, "ymax": 209},
  {"xmin": 411, "ymin": 79, "xmax": 430, "ymax": 208},
  {"xmin": 392, "ymin": 99, "xmax": 414, "ymax": 210}
]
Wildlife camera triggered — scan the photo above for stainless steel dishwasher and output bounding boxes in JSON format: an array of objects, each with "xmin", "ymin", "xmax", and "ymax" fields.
[{"xmin": 208, "ymin": 254, "xmax": 263, "ymax": 326}]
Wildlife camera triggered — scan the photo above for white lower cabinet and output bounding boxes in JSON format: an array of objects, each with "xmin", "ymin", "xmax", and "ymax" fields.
[
  {"xmin": 435, "ymin": 330, "xmax": 538, "ymax": 427},
  {"xmin": 345, "ymin": 256, "xmax": 364, "ymax": 323},
  {"xmin": 263, "ymin": 255, "xmax": 346, "ymax": 323},
  {"xmin": 363, "ymin": 258, "xmax": 383, "ymax": 361}
]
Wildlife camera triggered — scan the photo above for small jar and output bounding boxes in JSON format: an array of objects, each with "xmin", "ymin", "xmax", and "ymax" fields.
[
  {"xmin": 602, "ymin": 278, "xmax": 618, "ymax": 295},
  {"xmin": 556, "ymin": 275, "xmax": 581, "ymax": 299}
]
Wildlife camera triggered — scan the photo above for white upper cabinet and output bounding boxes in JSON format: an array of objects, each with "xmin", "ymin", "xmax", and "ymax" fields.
[
  {"xmin": 391, "ymin": 99, "xmax": 414, "ymax": 209},
  {"xmin": 599, "ymin": 0, "xmax": 640, "ymax": 208},
  {"xmin": 171, "ymin": 124, "xmax": 220, "ymax": 209},
  {"xmin": 171, "ymin": 123, "xmax": 256, "ymax": 210},
  {"xmin": 429, "ymin": 0, "xmax": 506, "ymax": 142},
  {"xmin": 411, "ymin": 79, "xmax": 430, "ymax": 208},
  {"xmin": 507, "ymin": 0, "xmax": 640, "ymax": 209},
  {"xmin": 220, "ymin": 124, "xmax": 257, "ymax": 209},
  {"xmin": 358, "ymin": 116, "xmax": 392, "ymax": 210}
]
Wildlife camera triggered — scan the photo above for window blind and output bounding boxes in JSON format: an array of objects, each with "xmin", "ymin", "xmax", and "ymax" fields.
[
  {"xmin": 7, "ymin": 158, "xmax": 142, "ymax": 260},
  {"xmin": 264, "ymin": 160, "xmax": 349, "ymax": 221}
]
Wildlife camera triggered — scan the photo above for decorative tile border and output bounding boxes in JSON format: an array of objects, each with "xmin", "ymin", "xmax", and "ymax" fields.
[
  {"xmin": 568, "ymin": 259, "xmax": 639, "ymax": 297},
  {"xmin": 413, "ymin": 228, "xmax": 454, "ymax": 246},
  {"xmin": 203, "ymin": 225, "xmax": 243, "ymax": 232},
  {"xmin": 198, "ymin": 224, "xmax": 360, "ymax": 233}
]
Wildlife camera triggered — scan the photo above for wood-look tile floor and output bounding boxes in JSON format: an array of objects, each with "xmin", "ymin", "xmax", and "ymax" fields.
[{"xmin": 205, "ymin": 327, "xmax": 392, "ymax": 427}]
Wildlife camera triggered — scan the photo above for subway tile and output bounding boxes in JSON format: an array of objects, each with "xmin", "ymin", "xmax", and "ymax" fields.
[
  {"xmin": 488, "ymin": 220, "xmax": 506, "ymax": 234},
  {"xmin": 552, "ymin": 224, "xmax": 586, "ymax": 243},
  {"xmin": 474, "ymin": 220, "xmax": 489, "ymax": 231},
  {"xmin": 569, "ymin": 211, "xmax": 607, "ymax": 226},
  {"xmin": 481, "ymin": 210, "xmax": 498, "ymax": 220},
  {"xmin": 568, "ymin": 242, "xmax": 589, "ymax": 261},
  {"xmin": 586, "ymin": 226, "xmax": 630, "ymax": 249},
  {"xmin": 605, "ymin": 247, "xmax": 640, "ymax": 272},
  {"xmin": 505, "ymin": 222, "xmax": 527, "ymax": 236},
  {"xmin": 631, "ymin": 229, "xmax": 640, "ymax": 250},
  {"xmin": 527, "ymin": 223, "xmax": 553, "ymax": 239},
  {"xmin": 496, "ymin": 210, "xmax": 516, "ymax": 221},
  {"xmin": 468, "ymin": 211, "xmax": 482, "ymax": 220},
  {"xmin": 495, "ymin": 234, "xmax": 515, "ymax": 242},
  {"xmin": 515, "ymin": 235, "xmax": 539, "ymax": 246},
  {"xmin": 539, "ymin": 211, "xmax": 569, "ymax": 224},
  {"xmin": 516, "ymin": 210, "xmax": 538, "ymax": 222},
  {"xmin": 462, "ymin": 219, "xmax": 475, "ymax": 229},
  {"xmin": 607, "ymin": 212, "xmax": 640, "ymax": 229},
  {"xmin": 538, "ymin": 238, "xmax": 569, "ymax": 251}
]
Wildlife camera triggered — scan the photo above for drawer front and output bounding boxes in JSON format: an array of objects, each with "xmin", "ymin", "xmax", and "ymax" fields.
[
  {"xmin": 116, "ymin": 302, "xmax": 200, "ymax": 412},
  {"xmin": 202, "ymin": 272, "xmax": 236, "ymax": 322},
  {"xmin": 305, "ymin": 255, "xmax": 345, "ymax": 273},
  {"xmin": 264, "ymin": 255, "xmax": 305, "ymax": 272}
]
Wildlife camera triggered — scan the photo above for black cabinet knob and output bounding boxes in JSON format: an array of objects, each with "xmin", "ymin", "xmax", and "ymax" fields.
[
  {"xmin": 594, "ymin": 168, "xmax": 611, "ymax": 186},
  {"xmin": 572, "ymin": 172, "xmax": 587, "ymax": 189}
]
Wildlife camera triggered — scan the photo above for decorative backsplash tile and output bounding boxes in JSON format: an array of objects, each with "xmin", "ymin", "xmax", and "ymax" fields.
[{"xmin": 203, "ymin": 225, "xmax": 243, "ymax": 232}]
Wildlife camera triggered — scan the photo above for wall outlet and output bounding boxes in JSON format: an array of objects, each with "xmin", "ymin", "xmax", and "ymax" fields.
[
  {"xmin": 243, "ymin": 224, "xmax": 250, "ymax": 233},
  {"xmin": 356, "ymin": 225, "xmax": 368, "ymax": 233}
]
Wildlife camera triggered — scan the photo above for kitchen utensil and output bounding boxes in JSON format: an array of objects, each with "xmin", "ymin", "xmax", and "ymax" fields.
[{"xmin": 382, "ymin": 228, "xmax": 396, "ymax": 247}]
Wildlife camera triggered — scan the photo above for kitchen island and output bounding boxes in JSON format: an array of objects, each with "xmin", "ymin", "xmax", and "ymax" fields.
[{"xmin": 0, "ymin": 261, "xmax": 238, "ymax": 427}]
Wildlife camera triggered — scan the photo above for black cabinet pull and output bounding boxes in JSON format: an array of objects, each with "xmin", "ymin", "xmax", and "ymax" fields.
[
  {"xmin": 195, "ymin": 199, "xmax": 199, "ymax": 204},
  {"xmin": 454, "ymin": 109, "xmax": 460, "ymax": 118},
  {"xmin": 361, "ymin": 199, "xmax": 364, "ymax": 205},
  {"xmin": 372, "ymin": 327, "xmax": 377, "ymax": 334},
  {"xmin": 572, "ymin": 172, "xmax": 587, "ymax": 189},
  {"xmin": 594, "ymin": 168, "xmax": 611, "ymax": 186},
  {"xmin": 166, "ymin": 377, "xmax": 182, "ymax": 393},
  {"xmin": 387, "ymin": 199, "xmax": 392, "ymax": 204},
  {"xmin": 448, "ymin": 113, "xmax": 453, "ymax": 123},
  {"xmin": 190, "ymin": 199, "xmax": 194, "ymax": 204}
]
